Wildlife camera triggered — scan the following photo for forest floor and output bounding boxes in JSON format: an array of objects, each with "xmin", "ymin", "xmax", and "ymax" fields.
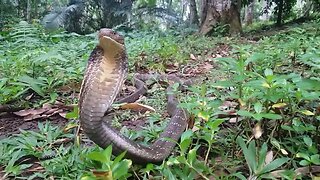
[{"xmin": 0, "ymin": 41, "xmax": 232, "ymax": 138}]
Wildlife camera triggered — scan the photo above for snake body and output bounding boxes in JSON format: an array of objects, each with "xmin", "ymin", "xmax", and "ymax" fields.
[{"xmin": 79, "ymin": 29, "xmax": 189, "ymax": 164}]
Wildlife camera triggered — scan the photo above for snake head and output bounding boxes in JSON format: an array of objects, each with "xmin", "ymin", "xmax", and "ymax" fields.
[
  {"xmin": 98, "ymin": 28, "xmax": 125, "ymax": 57},
  {"xmin": 98, "ymin": 28, "xmax": 124, "ymax": 45}
]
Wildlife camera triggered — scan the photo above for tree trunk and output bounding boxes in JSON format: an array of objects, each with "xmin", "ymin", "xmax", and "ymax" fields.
[
  {"xmin": 244, "ymin": 0, "xmax": 254, "ymax": 26},
  {"xmin": 168, "ymin": 0, "xmax": 172, "ymax": 10},
  {"xmin": 189, "ymin": 0, "xmax": 199, "ymax": 26},
  {"xmin": 302, "ymin": 0, "xmax": 313, "ymax": 17},
  {"xmin": 261, "ymin": 0, "xmax": 270, "ymax": 21},
  {"xmin": 199, "ymin": 0, "xmax": 207, "ymax": 26},
  {"xmin": 199, "ymin": 0, "xmax": 242, "ymax": 35},
  {"xmin": 26, "ymin": 0, "xmax": 31, "ymax": 22},
  {"xmin": 276, "ymin": 0, "xmax": 284, "ymax": 26},
  {"xmin": 181, "ymin": 0, "xmax": 186, "ymax": 20}
]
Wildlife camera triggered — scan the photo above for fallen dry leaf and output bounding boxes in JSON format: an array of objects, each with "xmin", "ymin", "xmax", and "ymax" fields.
[
  {"xmin": 191, "ymin": 126, "xmax": 199, "ymax": 132},
  {"xmin": 280, "ymin": 148, "xmax": 288, "ymax": 155},
  {"xmin": 59, "ymin": 112, "xmax": 67, "ymax": 118},
  {"xmin": 24, "ymin": 114, "xmax": 42, "ymax": 121},
  {"xmin": 13, "ymin": 101, "xmax": 75, "ymax": 121},
  {"xmin": 183, "ymin": 61, "xmax": 216, "ymax": 75},
  {"xmin": 218, "ymin": 100, "xmax": 238, "ymax": 118},
  {"xmin": 125, "ymin": 85, "xmax": 136, "ymax": 92},
  {"xmin": 190, "ymin": 53, "xmax": 197, "ymax": 60},
  {"xmin": 229, "ymin": 117, "xmax": 238, "ymax": 123},
  {"xmin": 253, "ymin": 123, "xmax": 262, "ymax": 139},
  {"xmin": 25, "ymin": 93, "xmax": 33, "ymax": 100},
  {"xmin": 188, "ymin": 115, "xmax": 195, "ymax": 129},
  {"xmin": 92, "ymin": 170, "xmax": 113, "ymax": 180},
  {"xmin": 300, "ymin": 110, "xmax": 315, "ymax": 116},
  {"xmin": 265, "ymin": 151, "xmax": 273, "ymax": 165},
  {"xmin": 120, "ymin": 103, "xmax": 155, "ymax": 113},
  {"xmin": 45, "ymin": 108, "xmax": 60, "ymax": 115},
  {"xmin": 272, "ymin": 103, "xmax": 287, "ymax": 108},
  {"xmin": 219, "ymin": 100, "xmax": 238, "ymax": 110},
  {"xmin": 14, "ymin": 108, "xmax": 49, "ymax": 117},
  {"xmin": 202, "ymin": 62, "xmax": 213, "ymax": 72}
]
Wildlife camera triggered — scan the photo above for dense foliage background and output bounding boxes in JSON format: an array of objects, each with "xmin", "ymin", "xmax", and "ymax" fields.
[{"xmin": 0, "ymin": 0, "xmax": 319, "ymax": 179}]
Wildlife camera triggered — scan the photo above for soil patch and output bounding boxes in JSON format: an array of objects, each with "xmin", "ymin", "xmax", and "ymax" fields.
[{"xmin": 0, "ymin": 113, "xmax": 68, "ymax": 139}]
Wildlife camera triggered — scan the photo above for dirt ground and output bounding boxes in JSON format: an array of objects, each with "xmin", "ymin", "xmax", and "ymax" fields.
[
  {"xmin": 0, "ymin": 113, "xmax": 68, "ymax": 139},
  {"xmin": 0, "ymin": 82, "xmax": 148, "ymax": 140}
]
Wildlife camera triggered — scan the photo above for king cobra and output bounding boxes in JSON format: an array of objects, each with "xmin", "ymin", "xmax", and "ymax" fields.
[{"xmin": 79, "ymin": 28, "xmax": 190, "ymax": 164}]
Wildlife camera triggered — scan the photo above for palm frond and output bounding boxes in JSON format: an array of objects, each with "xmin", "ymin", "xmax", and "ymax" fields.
[{"xmin": 42, "ymin": 4, "xmax": 81, "ymax": 31}]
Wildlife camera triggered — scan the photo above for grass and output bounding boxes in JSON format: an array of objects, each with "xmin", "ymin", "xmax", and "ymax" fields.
[{"xmin": 0, "ymin": 19, "xmax": 320, "ymax": 179}]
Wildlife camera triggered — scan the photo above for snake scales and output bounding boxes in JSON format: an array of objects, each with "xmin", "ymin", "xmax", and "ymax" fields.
[{"xmin": 79, "ymin": 28, "xmax": 190, "ymax": 164}]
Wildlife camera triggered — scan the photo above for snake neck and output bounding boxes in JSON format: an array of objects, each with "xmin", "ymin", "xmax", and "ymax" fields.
[{"xmin": 79, "ymin": 46, "xmax": 127, "ymax": 123}]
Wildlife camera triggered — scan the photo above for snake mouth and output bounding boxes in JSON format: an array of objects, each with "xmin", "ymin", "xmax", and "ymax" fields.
[{"xmin": 99, "ymin": 35, "xmax": 125, "ymax": 60}]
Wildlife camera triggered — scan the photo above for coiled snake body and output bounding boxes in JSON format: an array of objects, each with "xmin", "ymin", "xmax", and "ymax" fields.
[{"xmin": 79, "ymin": 28, "xmax": 189, "ymax": 164}]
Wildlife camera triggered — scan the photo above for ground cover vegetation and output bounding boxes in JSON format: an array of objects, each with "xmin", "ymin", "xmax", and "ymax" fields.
[{"xmin": 0, "ymin": 0, "xmax": 320, "ymax": 179}]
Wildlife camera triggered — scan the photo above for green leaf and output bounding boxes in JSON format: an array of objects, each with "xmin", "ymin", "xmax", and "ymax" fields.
[
  {"xmin": 87, "ymin": 146, "xmax": 112, "ymax": 164},
  {"xmin": 258, "ymin": 143, "xmax": 268, "ymax": 169},
  {"xmin": 102, "ymin": 145, "xmax": 113, "ymax": 163},
  {"xmin": 231, "ymin": 172, "xmax": 247, "ymax": 180},
  {"xmin": 211, "ymin": 80, "xmax": 235, "ymax": 88},
  {"xmin": 113, "ymin": 151, "xmax": 127, "ymax": 166},
  {"xmin": 281, "ymin": 125, "xmax": 294, "ymax": 131},
  {"xmin": 310, "ymin": 154, "xmax": 320, "ymax": 165},
  {"xmin": 252, "ymin": 114, "xmax": 263, "ymax": 121},
  {"xmin": 237, "ymin": 137, "xmax": 257, "ymax": 173},
  {"xmin": 0, "ymin": 78, "xmax": 7, "ymax": 89},
  {"xmin": 198, "ymin": 111, "xmax": 210, "ymax": 121},
  {"xmin": 166, "ymin": 157, "xmax": 180, "ymax": 166},
  {"xmin": 248, "ymin": 141, "xmax": 257, "ymax": 172},
  {"xmin": 271, "ymin": 139, "xmax": 281, "ymax": 150},
  {"xmin": 162, "ymin": 166, "xmax": 175, "ymax": 180},
  {"xmin": 259, "ymin": 158, "xmax": 289, "ymax": 174},
  {"xmin": 207, "ymin": 119, "xmax": 224, "ymax": 130},
  {"xmin": 244, "ymin": 80, "xmax": 265, "ymax": 89},
  {"xmin": 176, "ymin": 155, "xmax": 187, "ymax": 164},
  {"xmin": 112, "ymin": 159, "xmax": 132, "ymax": 179},
  {"xmin": 144, "ymin": 163, "xmax": 154, "ymax": 172},
  {"xmin": 180, "ymin": 139, "xmax": 191, "ymax": 154},
  {"xmin": 65, "ymin": 106, "xmax": 79, "ymax": 119},
  {"xmin": 295, "ymin": 79, "xmax": 320, "ymax": 90},
  {"xmin": 264, "ymin": 68, "xmax": 273, "ymax": 77},
  {"xmin": 261, "ymin": 113, "xmax": 282, "ymax": 120},
  {"xmin": 180, "ymin": 130, "xmax": 193, "ymax": 142},
  {"xmin": 303, "ymin": 136, "xmax": 313, "ymax": 147},
  {"xmin": 187, "ymin": 148, "xmax": 197, "ymax": 164},
  {"xmin": 296, "ymin": 152, "xmax": 310, "ymax": 160},
  {"xmin": 237, "ymin": 110, "xmax": 253, "ymax": 117},
  {"xmin": 254, "ymin": 102, "xmax": 263, "ymax": 114},
  {"xmin": 18, "ymin": 75, "xmax": 45, "ymax": 97},
  {"xmin": 299, "ymin": 160, "xmax": 310, "ymax": 166},
  {"xmin": 87, "ymin": 151, "xmax": 107, "ymax": 163},
  {"xmin": 247, "ymin": 53, "xmax": 266, "ymax": 63}
]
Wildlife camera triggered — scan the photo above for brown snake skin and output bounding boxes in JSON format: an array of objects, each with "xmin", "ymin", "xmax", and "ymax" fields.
[{"xmin": 79, "ymin": 28, "xmax": 190, "ymax": 164}]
